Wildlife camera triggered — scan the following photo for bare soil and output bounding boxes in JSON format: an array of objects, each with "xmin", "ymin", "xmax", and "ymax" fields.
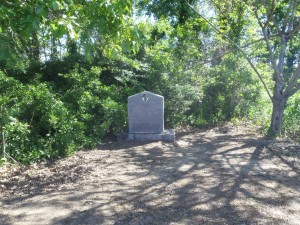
[{"xmin": 1, "ymin": 125, "xmax": 300, "ymax": 225}]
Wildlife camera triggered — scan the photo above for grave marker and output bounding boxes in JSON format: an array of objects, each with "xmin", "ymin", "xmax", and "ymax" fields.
[
  {"xmin": 118, "ymin": 91, "xmax": 175, "ymax": 142},
  {"xmin": 128, "ymin": 91, "xmax": 164, "ymax": 133}
]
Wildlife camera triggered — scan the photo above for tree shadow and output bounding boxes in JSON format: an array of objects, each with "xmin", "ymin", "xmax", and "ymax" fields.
[
  {"xmin": 109, "ymin": 132, "xmax": 299, "ymax": 224},
  {"xmin": 51, "ymin": 207, "xmax": 104, "ymax": 225},
  {"xmin": 1, "ymin": 128, "xmax": 300, "ymax": 224},
  {"xmin": 0, "ymin": 213, "xmax": 12, "ymax": 225}
]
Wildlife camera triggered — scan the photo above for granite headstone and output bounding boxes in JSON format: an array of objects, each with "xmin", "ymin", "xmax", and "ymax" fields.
[
  {"xmin": 118, "ymin": 91, "xmax": 175, "ymax": 142},
  {"xmin": 128, "ymin": 91, "xmax": 164, "ymax": 133}
]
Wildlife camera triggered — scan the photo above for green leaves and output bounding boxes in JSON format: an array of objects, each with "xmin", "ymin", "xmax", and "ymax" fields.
[
  {"xmin": 35, "ymin": 5, "xmax": 46, "ymax": 15},
  {"xmin": 51, "ymin": 0, "xmax": 63, "ymax": 10}
]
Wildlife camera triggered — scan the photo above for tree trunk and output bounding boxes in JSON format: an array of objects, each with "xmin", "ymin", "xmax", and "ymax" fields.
[
  {"xmin": 27, "ymin": 32, "xmax": 40, "ymax": 61},
  {"xmin": 270, "ymin": 100, "xmax": 285, "ymax": 135},
  {"xmin": 1, "ymin": 130, "xmax": 5, "ymax": 158},
  {"xmin": 50, "ymin": 36, "xmax": 58, "ymax": 60},
  {"xmin": 270, "ymin": 78, "xmax": 287, "ymax": 136},
  {"xmin": 31, "ymin": 33, "xmax": 40, "ymax": 61}
]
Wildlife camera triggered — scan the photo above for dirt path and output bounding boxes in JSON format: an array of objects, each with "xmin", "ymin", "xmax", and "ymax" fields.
[{"xmin": 1, "ymin": 125, "xmax": 300, "ymax": 225}]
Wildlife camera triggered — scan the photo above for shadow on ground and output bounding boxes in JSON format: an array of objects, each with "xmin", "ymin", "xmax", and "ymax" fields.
[
  {"xmin": 0, "ymin": 213, "xmax": 12, "ymax": 225},
  {"xmin": 1, "ymin": 126, "xmax": 300, "ymax": 225}
]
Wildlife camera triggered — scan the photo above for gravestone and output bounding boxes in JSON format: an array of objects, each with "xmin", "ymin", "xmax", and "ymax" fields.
[
  {"xmin": 128, "ymin": 91, "xmax": 164, "ymax": 133},
  {"xmin": 118, "ymin": 91, "xmax": 175, "ymax": 142}
]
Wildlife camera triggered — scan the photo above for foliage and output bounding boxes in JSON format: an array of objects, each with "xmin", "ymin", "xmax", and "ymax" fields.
[
  {"xmin": 1, "ymin": 0, "xmax": 300, "ymax": 165},
  {"xmin": 0, "ymin": 0, "xmax": 136, "ymax": 63},
  {"xmin": 225, "ymin": 0, "xmax": 300, "ymax": 135},
  {"xmin": 186, "ymin": 52, "xmax": 261, "ymax": 125},
  {"xmin": 213, "ymin": 0, "xmax": 248, "ymax": 43},
  {"xmin": 0, "ymin": 65, "xmax": 130, "ymax": 163},
  {"xmin": 137, "ymin": 0, "xmax": 198, "ymax": 25},
  {"xmin": 283, "ymin": 93, "xmax": 300, "ymax": 138}
]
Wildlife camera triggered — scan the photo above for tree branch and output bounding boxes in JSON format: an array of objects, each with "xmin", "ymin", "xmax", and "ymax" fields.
[
  {"xmin": 285, "ymin": 62, "xmax": 300, "ymax": 97},
  {"xmin": 278, "ymin": 36, "xmax": 287, "ymax": 77},
  {"xmin": 186, "ymin": 1, "xmax": 273, "ymax": 101},
  {"xmin": 282, "ymin": 0, "xmax": 295, "ymax": 32},
  {"xmin": 287, "ymin": 83, "xmax": 300, "ymax": 98},
  {"xmin": 254, "ymin": 7, "xmax": 280, "ymax": 77},
  {"xmin": 266, "ymin": 0, "xmax": 276, "ymax": 23},
  {"xmin": 241, "ymin": 35, "xmax": 277, "ymax": 49},
  {"xmin": 1, "ymin": 129, "xmax": 5, "ymax": 159},
  {"xmin": 290, "ymin": 24, "xmax": 300, "ymax": 37},
  {"xmin": 266, "ymin": 0, "xmax": 281, "ymax": 33},
  {"xmin": 278, "ymin": 1, "xmax": 297, "ymax": 76},
  {"xmin": 196, "ymin": 36, "xmax": 277, "ymax": 66}
]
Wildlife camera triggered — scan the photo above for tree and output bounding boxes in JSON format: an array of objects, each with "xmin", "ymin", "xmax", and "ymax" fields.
[
  {"xmin": 253, "ymin": 0, "xmax": 300, "ymax": 135},
  {"xmin": 137, "ymin": 0, "xmax": 198, "ymax": 25},
  {"xmin": 0, "ymin": 0, "xmax": 136, "ymax": 63},
  {"xmin": 188, "ymin": 0, "xmax": 300, "ymax": 135}
]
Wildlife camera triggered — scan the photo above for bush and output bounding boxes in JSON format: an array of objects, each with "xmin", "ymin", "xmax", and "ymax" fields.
[
  {"xmin": 283, "ymin": 94, "xmax": 300, "ymax": 138},
  {"xmin": 0, "ymin": 66, "xmax": 131, "ymax": 163},
  {"xmin": 193, "ymin": 53, "xmax": 262, "ymax": 125}
]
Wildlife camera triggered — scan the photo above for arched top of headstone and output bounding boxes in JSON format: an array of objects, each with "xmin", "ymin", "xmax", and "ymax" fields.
[{"xmin": 128, "ymin": 91, "xmax": 163, "ymax": 102}]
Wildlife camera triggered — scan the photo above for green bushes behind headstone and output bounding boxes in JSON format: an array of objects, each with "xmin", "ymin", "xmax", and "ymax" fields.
[
  {"xmin": 2, "ymin": 48, "xmax": 296, "ymax": 164},
  {"xmin": 0, "ymin": 63, "xmax": 129, "ymax": 163}
]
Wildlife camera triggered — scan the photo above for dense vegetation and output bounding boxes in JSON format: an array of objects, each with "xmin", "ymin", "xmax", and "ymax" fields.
[{"xmin": 1, "ymin": 0, "xmax": 299, "ymax": 164}]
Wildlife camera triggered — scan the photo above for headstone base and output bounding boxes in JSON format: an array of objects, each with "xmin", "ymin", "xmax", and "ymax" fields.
[{"xmin": 118, "ymin": 129, "xmax": 175, "ymax": 142}]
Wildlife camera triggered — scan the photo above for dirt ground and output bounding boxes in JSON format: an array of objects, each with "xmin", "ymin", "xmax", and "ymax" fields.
[{"xmin": 1, "ymin": 125, "xmax": 300, "ymax": 225}]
